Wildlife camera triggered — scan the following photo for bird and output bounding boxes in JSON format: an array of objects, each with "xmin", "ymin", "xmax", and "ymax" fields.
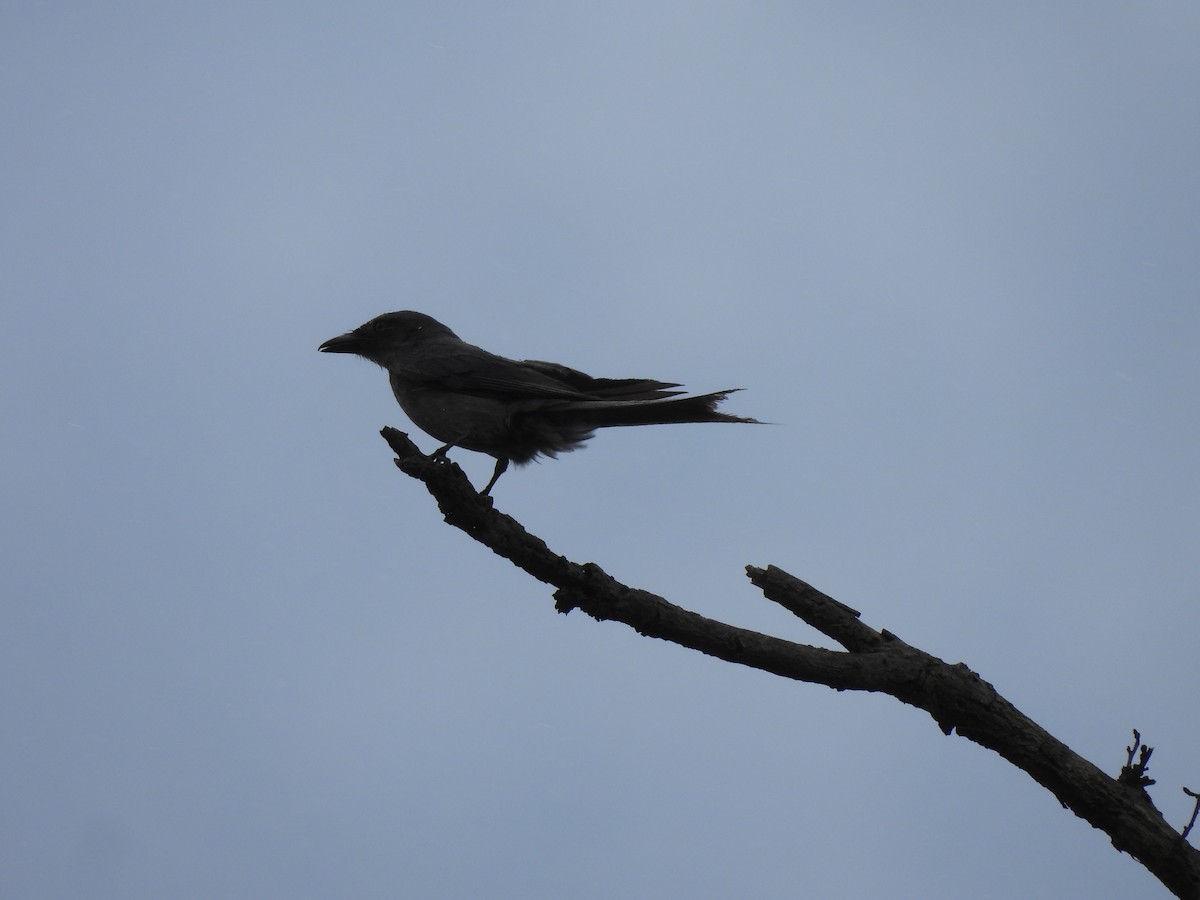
[{"xmin": 319, "ymin": 311, "xmax": 759, "ymax": 495}]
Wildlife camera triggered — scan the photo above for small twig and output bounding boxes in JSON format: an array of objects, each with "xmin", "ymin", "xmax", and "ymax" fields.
[
  {"xmin": 1183, "ymin": 788, "xmax": 1200, "ymax": 843},
  {"xmin": 1119, "ymin": 729, "xmax": 1157, "ymax": 789}
]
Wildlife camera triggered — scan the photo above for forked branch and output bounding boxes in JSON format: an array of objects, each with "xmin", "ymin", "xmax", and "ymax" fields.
[{"xmin": 380, "ymin": 427, "xmax": 1200, "ymax": 898}]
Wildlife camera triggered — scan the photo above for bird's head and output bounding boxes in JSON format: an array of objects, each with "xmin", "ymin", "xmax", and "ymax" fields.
[{"xmin": 318, "ymin": 311, "xmax": 455, "ymax": 365}]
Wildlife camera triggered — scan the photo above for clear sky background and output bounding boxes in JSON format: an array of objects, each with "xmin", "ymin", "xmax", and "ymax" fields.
[{"xmin": 3, "ymin": 4, "xmax": 1198, "ymax": 898}]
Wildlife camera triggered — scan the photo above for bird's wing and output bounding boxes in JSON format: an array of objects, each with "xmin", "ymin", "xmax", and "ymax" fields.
[
  {"xmin": 520, "ymin": 361, "xmax": 685, "ymax": 400},
  {"xmin": 390, "ymin": 342, "xmax": 686, "ymax": 402},
  {"xmin": 442, "ymin": 360, "xmax": 594, "ymax": 399},
  {"xmin": 389, "ymin": 346, "xmax": 596, "ymax": 400}
]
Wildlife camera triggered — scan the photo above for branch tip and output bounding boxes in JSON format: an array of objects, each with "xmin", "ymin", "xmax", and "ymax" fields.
[
  {"xmin": 1118, "ymin": 729, "xmax": 1156, "ymax": 790},
  {"xmin": 1181, "ymin": 788, "xmax": 1199, "ymax": 843}
]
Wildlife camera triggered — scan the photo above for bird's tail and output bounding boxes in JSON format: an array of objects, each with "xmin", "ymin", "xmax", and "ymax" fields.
[{"xmin": 553, "ymin": 390, "xmax": 760, "ymax": 428}]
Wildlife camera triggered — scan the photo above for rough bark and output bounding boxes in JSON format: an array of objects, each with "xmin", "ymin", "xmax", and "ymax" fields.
[{"xmin": 380, "ymin": 427, "xmax": 1200, "ymax": 898}]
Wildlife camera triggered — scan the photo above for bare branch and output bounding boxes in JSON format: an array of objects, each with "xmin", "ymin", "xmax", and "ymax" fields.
[{"xmin": 380, "ymin": 428, "xmax": 1200, "ymax": 898}]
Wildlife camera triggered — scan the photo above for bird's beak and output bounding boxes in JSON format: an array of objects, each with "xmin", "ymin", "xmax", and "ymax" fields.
[{"xmin": 318, "ymin": 332, "xmax": 363, "ymax": 354}]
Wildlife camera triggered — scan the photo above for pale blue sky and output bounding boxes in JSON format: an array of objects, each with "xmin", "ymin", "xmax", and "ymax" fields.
[{"xmin": 3, "ymin": 4, "xmax": 1198, "ymax": 898}]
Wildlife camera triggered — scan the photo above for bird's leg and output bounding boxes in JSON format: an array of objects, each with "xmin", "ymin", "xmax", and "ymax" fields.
[
  {"xmin": 480, "ymin": 457, "xmax": 509, "ymax": 496},
  {"xmin": 431, "ymin": 440, "xmax": 460, "ymax": 460}
]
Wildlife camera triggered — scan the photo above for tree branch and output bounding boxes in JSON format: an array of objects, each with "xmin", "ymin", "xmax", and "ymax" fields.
[{"xmin": 380, "ymin": 427, "xmax": 1200, "ymax": 898}]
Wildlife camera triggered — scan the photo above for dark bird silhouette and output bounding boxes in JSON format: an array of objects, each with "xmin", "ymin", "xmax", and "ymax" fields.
[{"xmin": 319, "ymin": 311, "xmax": 760, "ymax": 494}]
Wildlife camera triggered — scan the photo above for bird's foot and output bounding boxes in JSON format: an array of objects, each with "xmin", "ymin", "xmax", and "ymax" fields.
[{"xmin": 480, "ymin": 458, "xmax": 510, "ymax": 496}]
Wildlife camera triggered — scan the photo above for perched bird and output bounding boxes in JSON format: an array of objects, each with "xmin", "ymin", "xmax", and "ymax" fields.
[{"xmin": 319, "ymin": 311, "xmax": 759, "ymax": 494}]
